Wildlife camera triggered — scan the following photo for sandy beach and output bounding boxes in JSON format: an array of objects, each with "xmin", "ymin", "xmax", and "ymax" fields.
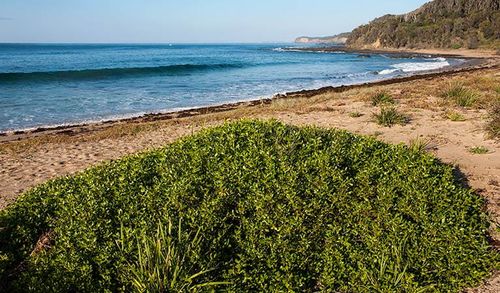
[
  {"xmin": 281, "ymin": 46, "xmax": 500, "ymax": 59},
  {"xmin": 0, "ymin": 49, "xmax": 499, "ymax": 291}
]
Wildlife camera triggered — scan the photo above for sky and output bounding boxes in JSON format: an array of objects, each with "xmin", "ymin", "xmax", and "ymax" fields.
[{"xmin": 0, "ymin": 0, "xmax": 430, "ymax": 43}]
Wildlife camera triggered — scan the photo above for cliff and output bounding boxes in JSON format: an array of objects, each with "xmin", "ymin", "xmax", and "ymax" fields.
[
  {"xmin": 295, "ymin": 33, "xmax": 350, "ymax": 44},
  {"xmin": 346, "ymin": 0, "xmax": 500, "ymax": 49}
]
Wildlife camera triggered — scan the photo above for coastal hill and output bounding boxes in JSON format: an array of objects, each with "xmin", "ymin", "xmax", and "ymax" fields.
[
  {"xmin": 295, "ymin": 32, "xmax": 350, "ymax": 44},
  {"xmin": 346, "ymin": 0, "xmax": 500, "ymax": 49}
]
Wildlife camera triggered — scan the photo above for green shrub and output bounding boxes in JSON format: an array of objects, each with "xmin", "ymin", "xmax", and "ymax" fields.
[
  {"xmin": 371, "ymin": 92, "xmax": 395, "ymax": 106},
  {"xmin": 374, "ymin": 107, "xmax": 409, "ymax": 127},
  {"xmin": 0, "ymin": 120, "xmax": 497, "ymax": 292},
  {"xmin": 441, "ymin": 83, "xmax": 479, "ymax": 107}
]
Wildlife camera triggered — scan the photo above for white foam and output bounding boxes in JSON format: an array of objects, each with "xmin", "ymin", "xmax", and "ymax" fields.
[
  {"xmin": 272, "ymin": 47, "xmax": 345, "ymax": 54},
  {"xmin": 320, "ymin": 50, "xmax": 345, "ymax": 54},
  {"xmin": 272, "ymin": 47, "xmax": 304, "ymax": 52},
  {"xmin": 378, "ymin": 59, "xmax": 450, "ymax": 75},
  {"xmin": 394, "ymin": 60, "xmax": 450, "ymax": 72},
  {"xmin": 433, "ymin": 57, "xmax": 447, "ymax": 62},
  {"xmin": 378, "ymin": 69, "xmax": 400, "ymax": 75}
]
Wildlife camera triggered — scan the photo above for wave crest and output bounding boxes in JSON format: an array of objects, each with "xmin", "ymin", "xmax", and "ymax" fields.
[{"xmin": 0, "ymin": 63, "xmax": 245, "ymax": 82}]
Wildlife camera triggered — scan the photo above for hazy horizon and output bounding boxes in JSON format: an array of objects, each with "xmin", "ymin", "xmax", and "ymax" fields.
[{"xmin": 1, "ymin": 0, "xmax": 430, "ymax": 43}]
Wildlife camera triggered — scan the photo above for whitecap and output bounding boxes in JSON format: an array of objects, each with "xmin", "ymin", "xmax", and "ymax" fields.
[
  {"xmin": 378, "ymin": 59, "xmax": 450, "ymax": 75},
  {"xmin": 433, "ymin": 57, "xmax": 447, "ymax": 62},
  {"xmin": 393, "ymin": 60, "xmax": 450, "ymax": 72},
  {"xmin": 378, "ymin": 69, "xmax": 400, "ymax": 75}
]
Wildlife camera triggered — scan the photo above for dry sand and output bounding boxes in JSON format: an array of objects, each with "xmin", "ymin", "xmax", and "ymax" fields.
[{"xmin": 0, "ymin": 53, "xmax": 499, "ymax": 291}]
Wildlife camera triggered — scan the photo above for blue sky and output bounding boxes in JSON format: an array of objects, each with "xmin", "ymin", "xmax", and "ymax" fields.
[{"xmin": 0, "ymin": 0, "xmax": 430, "ymax": 43}]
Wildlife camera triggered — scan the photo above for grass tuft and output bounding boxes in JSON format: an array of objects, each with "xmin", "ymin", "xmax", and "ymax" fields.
[
  {"xmin": 486, "ymin": 103, "xmax": 500, "ymax": 139},
  {"xmin": 118, "ymin": 220, "xmax": 229, "ymax": 292},
  {"xmin": 441, "ymin": 83, "xmax": 479, "ymax": 107},
  {"xmin": 371, "ymin": 92, "xmax": 395, "ymax": 106},
  {"xmin": 408, "ymin": 138, "xmax": 431, "ymax": 154},
  {"xmin": 374, "ymin": 107, "xmax": 409, "ymax": 127}
]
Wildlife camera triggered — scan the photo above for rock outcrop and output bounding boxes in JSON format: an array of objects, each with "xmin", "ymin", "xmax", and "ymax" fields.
[{"xmin": 295, "ymin": 33, "xmax": 350, "ymax": 44}]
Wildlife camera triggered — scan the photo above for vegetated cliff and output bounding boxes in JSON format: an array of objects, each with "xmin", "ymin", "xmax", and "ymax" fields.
[
  {"xmin": 346, "ymin": 0, "xmax": 500, "ymax": 49},
  {"xmin": 295, "ymin": 33, "xmax": 350, "ymax": 44}
]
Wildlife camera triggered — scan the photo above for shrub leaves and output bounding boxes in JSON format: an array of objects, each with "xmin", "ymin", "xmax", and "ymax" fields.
[{"xmin": 0, "ymin": 120, "xmax": 497, "ymax": 292}]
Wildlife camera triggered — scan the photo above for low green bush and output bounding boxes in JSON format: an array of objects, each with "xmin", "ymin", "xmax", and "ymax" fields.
[{"xmin": 0, "ymin": 120, "xmax": 497, "ymax": 292}]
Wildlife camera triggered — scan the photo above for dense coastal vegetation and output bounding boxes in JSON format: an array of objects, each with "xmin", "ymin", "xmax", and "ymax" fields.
[
  {"xmin": 1, "ymin": 120, "xmax": 497, "ymax": 292},
  {"xmin": 346, "ymin": 0, "xmax": 500, "ymax": 49}
]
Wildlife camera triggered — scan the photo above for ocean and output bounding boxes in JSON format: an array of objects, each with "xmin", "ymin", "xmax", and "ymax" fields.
[{"xmin": 0, "ymin": 43, "xmax": 462, "ymax": 132}]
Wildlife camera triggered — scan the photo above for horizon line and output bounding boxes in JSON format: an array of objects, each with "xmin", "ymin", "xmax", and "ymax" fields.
[{"xmin": 0, "ymin": 41, "xmax": 297, "ymax": 45}]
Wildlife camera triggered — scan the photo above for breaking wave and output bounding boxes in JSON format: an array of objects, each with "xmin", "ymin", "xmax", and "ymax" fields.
[
  {"xmin": 378, "ymin": 59, "xmax": 450, "ymax": 75},
  {"xmin": 0, "ymin": 63, "xmax": 246, "ymax": 82}
]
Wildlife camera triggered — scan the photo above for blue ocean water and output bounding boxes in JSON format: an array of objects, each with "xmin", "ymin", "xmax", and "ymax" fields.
[{"xmin": 0, "ymin": 43, "xmax": 461, "ymax": 132}]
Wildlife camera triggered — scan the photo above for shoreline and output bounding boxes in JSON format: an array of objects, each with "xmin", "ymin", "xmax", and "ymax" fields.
[
  {"xmin": 1, "ymin": 53, "xmax": 496, "ymax": 143},
  {"xmin": 287, "ymin": 45, "xmax": 499, "ymax": 59}
]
